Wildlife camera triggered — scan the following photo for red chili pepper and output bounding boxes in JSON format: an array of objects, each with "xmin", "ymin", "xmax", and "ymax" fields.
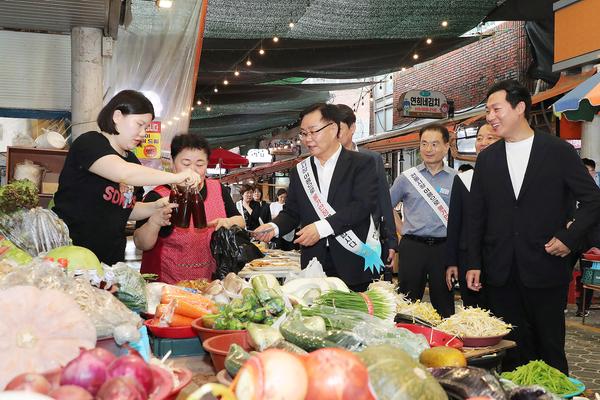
[
  {"xmin": 44, "ymin": 257, "xmax": 55, "ymax": 262},
  {"xmin": 57, "ymin": 258, "xmax": 69, "ymax": 268}
]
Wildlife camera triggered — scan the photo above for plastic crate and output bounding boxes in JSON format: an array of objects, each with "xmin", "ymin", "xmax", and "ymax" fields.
[
  {"xmin": 582, "ymin": 268, "xmax": 600, "ymax": 285},
  {"xmin": 149, "ymin": 335, "xmax": 206, "ymax": 358}
]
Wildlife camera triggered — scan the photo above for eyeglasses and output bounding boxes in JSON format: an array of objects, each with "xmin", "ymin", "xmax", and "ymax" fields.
[{"xmin": 298, "ymin": 122, "xmax": 334, "ymax": 140}]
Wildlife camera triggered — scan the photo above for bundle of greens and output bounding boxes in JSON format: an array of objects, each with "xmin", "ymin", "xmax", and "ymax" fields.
[
  {"xmin": 501, "ymin": 360, "xmax": 580, "ymax": 397},
  {"xmin": 314, "ymin": 287, "xmax": 396, "ymax": 320},
  {"xmin": 0, "ymin": 179, "xmax": 38, "ymax": 214}
]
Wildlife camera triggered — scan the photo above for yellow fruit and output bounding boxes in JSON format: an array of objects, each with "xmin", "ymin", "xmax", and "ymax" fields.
[{"xmin": 419, "ymin": 346, "xmax": 467, "ymax": 368}]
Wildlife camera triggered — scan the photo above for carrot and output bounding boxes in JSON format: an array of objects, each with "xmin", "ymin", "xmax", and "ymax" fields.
[
  {"xmin": 168, "ymin": 313, "xmax": 195, "ymax": 327},
  {"xmin": 173, "ymin": 298, "xmax": 213, "ymax": 319},
  {"xmin": 161, "ymin": 292, "xmax": 216, "ymax": 308},
  {"xmin": 155, "ymin": 304, "xmax": 169, "ymax": 319}
]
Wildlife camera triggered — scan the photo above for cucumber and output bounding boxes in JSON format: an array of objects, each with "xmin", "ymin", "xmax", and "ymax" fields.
[
  {"xmin": 268, "ymin": 339, "xmax": 308, "ymax": 355},
  {"xmin": 279, "ymin": 318, "xmax": 339, "ymax": 351},
  {"xmin": 224, "ymin": 344, "xmax": 250, "ymax": 377}
]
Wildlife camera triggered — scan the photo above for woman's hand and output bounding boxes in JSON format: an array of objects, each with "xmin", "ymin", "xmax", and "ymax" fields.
[
  {"xmin": 175, "ymin": 169, "xmax": 202, "ymax": 187},
  {"xmin": 208, "ymin": 218, "xmax": 234, "ymax": 230},
  {"xmin": 148, "ymin": 198, "xmax": 177, "ymax": 227}
]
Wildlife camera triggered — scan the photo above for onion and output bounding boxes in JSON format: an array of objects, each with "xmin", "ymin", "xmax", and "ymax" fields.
[
  {"xmin": 96, "ymin": 377, "xmax": 145, "ymax": 400},
  {"xmin": 50, "ymin": 385, "xmax": 93, "ymax": 400},
  {"xmin": 107, "ymin": 355, "xmax": 153, "ymax": 397},
  {"xmin": 5, "ymin": 373, "xmax": 51, "ymax": 395},
  {"xmin": 304, "ymin": 348, "xmax": 374, "ymax": 400},
  {"xmin": 59, "ymin": 350, "xmax": 108, "ymax": 395},
  {"xmin": 232, "ymin": 349, "xmax": 307, "ymax": 400},
  {"xmin": 87, "ymin": 348, "xmax": 117, "ymax": 367},
  {"xmin": 41, "ymin": 370, "xmax": 62, "ymax": 390}
]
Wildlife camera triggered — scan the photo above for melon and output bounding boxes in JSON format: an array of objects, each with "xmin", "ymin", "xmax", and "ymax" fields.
[
  {"xmin": 0, "ymin": 286, "xmax": 97, "ymax": 389},
  {"xmin": 45, "ymin": 245, "xmax": 103, "ymax": 275}
]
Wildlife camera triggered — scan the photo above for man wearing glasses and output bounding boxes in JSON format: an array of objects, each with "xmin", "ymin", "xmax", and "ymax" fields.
[
  {"xmin": 389, "ymin": 124, "xmax": 456, "ymax": 317},
  {"xmin": 254, "ymin": 103, "xmax": 381, "ymax": 291}
]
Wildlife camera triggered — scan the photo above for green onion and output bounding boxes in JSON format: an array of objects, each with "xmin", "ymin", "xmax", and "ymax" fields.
[
  {"xmin": 313, "ymin": 288, "xmax": 396, "ymax": 320},
  {"xmin": 501, "ymin": 360, "xmax": 579, "ymax": 396}
]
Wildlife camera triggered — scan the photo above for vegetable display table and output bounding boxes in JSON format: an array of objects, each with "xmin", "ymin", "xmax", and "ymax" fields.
[{"xmin": 463, "ymin": 340, "xmax": 517, "ymax": 372}]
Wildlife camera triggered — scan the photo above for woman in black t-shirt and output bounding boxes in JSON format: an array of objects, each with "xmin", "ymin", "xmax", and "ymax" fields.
[{"xmin": 53, "ymin": 90, "xmax": 201, "ymax": 265}]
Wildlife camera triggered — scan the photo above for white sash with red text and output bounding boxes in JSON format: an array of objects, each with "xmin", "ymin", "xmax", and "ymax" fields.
[{"xmin": 403, "ymin": 167, "xmax": 449, "ymax": 226}]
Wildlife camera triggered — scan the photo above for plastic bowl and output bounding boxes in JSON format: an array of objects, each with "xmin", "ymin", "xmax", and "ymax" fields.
[
  {"xmin": 164, "ymin": 368, "xmax": 194, "ymax": 400},
  {"xmin": 149, "ymin": 364, "xmax": 174, "ymax": 400},
  {"xmin": 144, "ymin": 319, "xmax": 196, "ymax": 339},
  {"xmin": 460, "ymin": 334, "xmax": 506, "ymax": 348},
  {"xmin": 396, "ymin": 323, "xmax": 464, "ymax": 349},
  {"xmin": 202, "ymin": 332, "xmax": 251, "ymax": 372},
  {"xmin": 191, "ymin": 318, "xmax": 245, "ymax": 343}
]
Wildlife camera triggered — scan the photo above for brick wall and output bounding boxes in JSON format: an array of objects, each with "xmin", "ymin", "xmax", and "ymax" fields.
[{"xmin": 389, "ymin": 21, "xmax": 532, "ymax": 128}]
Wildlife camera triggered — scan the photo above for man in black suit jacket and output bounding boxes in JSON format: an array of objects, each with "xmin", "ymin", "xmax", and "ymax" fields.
[
  {"xmin": 467, "ymin": 80, "xmax": 600, "ymax": 374},
  {"xmin": 336, "ymin": 104, "xmax": 398, "ymax": 267},
  {"xmin": 254, "ymin": 103, "xmax": 379, "ymax": 291}
]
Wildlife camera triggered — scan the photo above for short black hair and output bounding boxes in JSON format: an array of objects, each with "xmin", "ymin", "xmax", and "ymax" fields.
[
  {"xmin": 582, "ymin": 158, "xmax": 596, "ymax": 170},
  {"xmin": 276, "ymin": 188, "xmax": 287, "ymax": 197},
  {"xmin": 336, "ymin": 104, "xmax": 356, "ymax": 126},
  {"xmin": 486, "ymin": 80, "xmax": 532, "ymax": 120},
  {"xmin": 170, "ymin": 132, "xmax": 211, "ymax": 160},
  {"xmin": 458, "ymin": 164, "xmax": 474, "ymax": 172},
  {"xmin": 240, "ymin": 185, "xmax": 255, "ymax": 195},
  {"xmin": 97, "ymin": 90, "xmax": 155, "ymax": 135},
  {"xmin": 299, "ymin": 103, "xmax": 341, "ymax": 136},
  {"xmin": 419, "ymin": 123, "xmax": 450, "ymax": 143}
]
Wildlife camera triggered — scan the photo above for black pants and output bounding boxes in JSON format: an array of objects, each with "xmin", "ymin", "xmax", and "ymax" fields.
[
  {"xmin": 321, "ymin": 246, "xmax": 372, "ymax": 292},
  {"xmin": 486, "ymin": 268, "xmax": 569, "ymax": 374},
  {"xmin": 398, "ymin": 237, "xmax": 455, "ymax": 318},
  {"xmin": 458, "ymin": 250, "xmax": 487, "ymax": 309}
]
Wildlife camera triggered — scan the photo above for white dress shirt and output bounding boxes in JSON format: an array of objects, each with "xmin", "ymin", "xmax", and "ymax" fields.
[
  {"xmin": 270, "ymin": 145, "xmax": 342, "ymax": 239},
  {"xmin": 505, "ymin": 135, "xmax": 534, "ymax": 198}
]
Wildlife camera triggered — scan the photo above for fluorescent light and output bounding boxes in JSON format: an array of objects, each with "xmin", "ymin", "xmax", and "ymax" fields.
[{"xmin": 157, "ymin": 0, "xmax": 173, "ymax": 8}]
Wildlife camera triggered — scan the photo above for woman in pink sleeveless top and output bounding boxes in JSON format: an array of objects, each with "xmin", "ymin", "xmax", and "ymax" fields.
[{"xmin": 134, "ymin": 133, "xmax": 244, "ymax": 283}]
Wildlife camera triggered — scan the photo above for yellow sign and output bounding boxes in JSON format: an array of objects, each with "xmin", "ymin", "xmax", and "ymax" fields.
[{"xmin": 134, "ymin": 121, "xmax": 161, "ymax": 159}]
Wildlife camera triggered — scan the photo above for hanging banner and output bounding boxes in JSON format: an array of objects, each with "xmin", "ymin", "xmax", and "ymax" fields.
[
  {"xmin": 135, "ymin": 121, "xmax": 161, "ymax": 159},
  {"xmin": 398, "ymin": 89, "xmax": 448, "ymax": 119}
]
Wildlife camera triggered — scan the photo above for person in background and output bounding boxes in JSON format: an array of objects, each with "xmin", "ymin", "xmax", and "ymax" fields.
[
  {"xmin": 457, "ymin": 164, "xmax": 474, "ymax": 173},
  {"xmin": 575, "ymin": 158, "xmax": 600, "ymax": 317},
  {"xmin": 336, "ymin": 104, "xmax": 398, "ymax": 269},
  {"xmin": 236, "ymin": 185, "xmax": 261, "ymax": 230},
  {"xmin": 253, "ymin": 187, "xmax": 272, "ymax": 224},
  {"xmin": 389, "ymin": 123, "xmax": 456, "ymax": 318},
  {"xmin": 134, "ymin": 133, "xmax": 244, "ymax": 283},
  {"xmin": 445, "ymin": 123, "xmax": 499, "ymax": 308},
  {"xmin": 466, "ymin": 80, "xmax": 600, "ymax": 374},
  {"xmin": 53, "ymin": 90, "xmax": 200, "ymax": 265},
  {"xmin": 254, "ymin": 103, "xmax": 380, "ymax": 291},
  {"xmin": 270, "ymin": 188, "xmax": 295, "ymax": 250}
]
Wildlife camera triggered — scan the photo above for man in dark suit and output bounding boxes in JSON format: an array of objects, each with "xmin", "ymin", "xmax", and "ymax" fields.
[
  {"xmin": 336, "ymin": 104, "xmax": 398, "ymax": 268},
  {"xmin": 466, "ymin": 80, "xmax": 600, "ymax": 374},
  {"xmin": 254, "ymin": 103, "xmax": 380, "ymax": 291}
]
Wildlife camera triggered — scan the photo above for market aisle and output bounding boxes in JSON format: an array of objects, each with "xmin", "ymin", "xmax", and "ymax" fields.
[{"xmin": 565, "ymin": 309, "xmax": 600, "ymax": 395}]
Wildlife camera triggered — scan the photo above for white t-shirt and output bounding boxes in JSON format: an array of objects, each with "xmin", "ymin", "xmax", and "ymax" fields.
[
  {"xmin": 270, "ymin": 202, "xmax": 283, "ymax": 219},
  {"xmin": 505, "ymin": 135, "xmax": 534, "ymax": 198}
]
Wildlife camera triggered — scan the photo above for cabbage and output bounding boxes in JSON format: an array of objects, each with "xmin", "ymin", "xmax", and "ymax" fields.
[
  {"xmin": 357, "ymin": 345, "xmax": 447, "ymax": 400},
  {"xmin": 46, "ymin": 245, "xmax": 103, "ymax": 275}
]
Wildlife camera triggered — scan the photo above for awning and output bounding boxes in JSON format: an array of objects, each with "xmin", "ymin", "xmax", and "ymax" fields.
[
  {"xmin": 221, "ymin": 157, "xmax": 304, "ymax": 184},
  {"xmin": 553, "ymin": 71, "xmax": 600, "ymax": 122},
  {"xmin": 209, "ymin": 147, "xmax": 249, "ymax": 169},
  {"xmin": 362, "ymin": 132, "xmax": 420, "ymax": 153},
  {"xmin": 533, "ymin": 68, "xmax": 597, "ymax": 105}
]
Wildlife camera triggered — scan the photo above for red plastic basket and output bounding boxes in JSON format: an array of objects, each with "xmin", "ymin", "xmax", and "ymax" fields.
[
  {"xmin": 396, "ymin": 323, "xmax": 463, "ymax": 349},
  {"xmin": 144, "ymin": 319, "xmax": 195, "ymax": 339}
]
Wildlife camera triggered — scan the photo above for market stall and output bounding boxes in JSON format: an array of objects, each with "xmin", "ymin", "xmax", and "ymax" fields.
[{"xmin": 0, "ymin": 180, "xmax": 593, "ymax": 400}]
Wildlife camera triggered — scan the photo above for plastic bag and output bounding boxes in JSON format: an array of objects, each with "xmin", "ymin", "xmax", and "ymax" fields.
[
  {"xmin": 301, "ymin": 304, "xmax": 429, "ymax": 358},
  {"xmin": 210, "ymin": 226, "xmax": 264, "ymax": 280},
  {"xmin": 0, "ymin": 259, "xmax": 141, "ymax": 339},
  {"xmin": 104, "ymin": 262, "xmax": 148, "ymax": 312},
  {"xmin": 0, "ymin": 208, "xmax": 71, "ymax": 256},
  {"xmin": 284, "ymin": 257, "xmax": 325, "ymax": 283}
]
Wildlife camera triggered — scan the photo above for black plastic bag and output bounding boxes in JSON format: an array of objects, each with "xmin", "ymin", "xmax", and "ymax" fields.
[{"xmin": 210, "ymin": 225, "xmax": 264, "ymax": 280}]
